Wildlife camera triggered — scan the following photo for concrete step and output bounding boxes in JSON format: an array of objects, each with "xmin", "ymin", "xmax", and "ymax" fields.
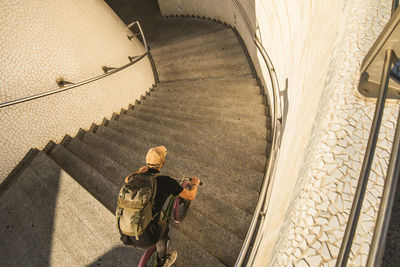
[
  {"xmin": 38, "ymin": 152, "xmax": 223, "ymax": 267},
  {"xmin": 174, "ymin": 209, "xmax": 242, "ymax": 266},
  {"xmin": 104, "ymin": 120, "xmax": 261, "ymax": 212},
  {"xmin": 150, "ymin": 26, "xmax": 231, "ymax": 54},
  {"xmin": 158, "ymin": 62, "xmax": 253, "ymax": 82},
  {"xmin": 152, "ymin": 25, "xmax": 252, "ymax": 81},
  {"xmin": 119, "ymin": 112, "xmax": 268, "ymax": 165},
  {"xmin": 81, "ymin": 131, "xmax": 144, "ymax": 172},
  {"xmin": 93, "ymin": 125, "xmax": 258, "ymax": 237},
  {"xmin": 154, "ymin": 43, "xmax": 248, "ymax": 70},
  {"xmin": 152, "ymin": 33, "xmax": 241, "ymax": 64},
  {"xmin": 149, "ymin": 17, "xmax": 225, "ymax": 33},
  {"xmin": 65, "ymin": 137, "xmax": 130, "ymax": 188},
  {"xmin": 169, "ymin": 227, "xmax": 225, "ymax": 267},
  {"xmin": 147, "ymin": 19, "xmax": 226, "ymax": 48},
  {"xmin": 143, "ymin": 94, "xmax": 266, "ymax": 117},
  {"xmin": 132, "ymin": 104, "xmax": 269, "ymax": 131},
  {"xmin": 159, "ymin": 76, "xmax": 258, "ymax": 88},
  {"xmin": 134, "ymin": 100, "xmax": 269, "ymax": 127},
  {"xmin": 1, "ymin": 151, "xmax": 140, "ymax": 266},
  {"xmin": 142, "ymin": 95, "xmax": 267, "ymax": 117},
  {"xmin": 127, "ymin": 108, "xmax": 269, "ymax": 142},
  {"xmin": 149, "ymin": 26, "xmax": 225, "ymax": 49},
  {"xmin": 156, "ymin": 81, "xmax": 263, "ymax": 100},
  {"xmin": 157, "ymin": 78, "xmax": 261, "ymax": 96},
  {"xmin": 97, "ymin": 122, "xmax": 260, "ymax": 212},
  {"xmin": 96, "ymin": 123, "xmax": 264, "ymax": 192},
  {"xmin": 118, "ymin": 112, "xmax": 269, "ymax": 157},
  {"xmin": 99, "ymin": 121, "xmax": 257, "ymax": 202},
  {"xmin": 83, "ymin": 130, "xmax": 253, "ymax": 239},
  {"xmin": 139, "ymin": 107, "xmax": 268, "ymax": 140},
  {"xmin": 148, "ymin": 89, "xmax": 265, "ymax": 109},
  {"xmin": 49, "ymin": 144, "xmax": 119, "ymax": 212},
  {"xmin": 143, "ymin": 94, "xmax": 266, "ymax": 126},
  {"xmin": 29, "ymin": 152, "xmax": 141, "ymax": 266},
  {"xmin": 0, "ymin": 171, "xmax": 77, "ymax": 266},
  {"xmin": 94, "ymin": 123, "xmax": 261, "ymax": 191},
  {"xmin": 111, "ymin": 117, "xmax": 267, "ymax": 173}
]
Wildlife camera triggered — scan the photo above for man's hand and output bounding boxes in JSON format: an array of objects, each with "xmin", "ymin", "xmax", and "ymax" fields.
[
  {"xmin": 179, "ymin": 177, "xmax": 200, "ymax": 201},
  {"xmin": 190, "ymin": 177, "xmax": 200, "ymax": 186}
]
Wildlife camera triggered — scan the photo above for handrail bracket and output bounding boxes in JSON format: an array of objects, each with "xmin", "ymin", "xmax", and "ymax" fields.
[{"xmin": 56, "ymin": 78, "xmax": 75, "ymax": 88}]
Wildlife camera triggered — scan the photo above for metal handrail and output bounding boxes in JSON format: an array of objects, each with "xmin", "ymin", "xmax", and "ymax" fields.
[
  {"xmin": 336, "ymin": 49, "xmax": 394, "ymax": 267},
  {"xmin": 392, "ymin": 0, "xmax": 399, "ymax": 15},
  {"xmin": 0, "ymin": 21, "xmax": 150, "ymax": 109},
  {"xmin": 337, "ymin": 2, "xmax": 400, "ymax": 265},
  {"xmin": 127, "ymin": 21, "xmax": 148, "ymax": 52},
  {"xmin": 0, "ymin": 53, "xmax": 147, "ymax": 109},
  {"xmin": 367, "ymin": 104, "xmax": 400, "ymax": 266},
  {"xmin": 230, "ymin": 1, "xmax": 283, "ymax": 266}
]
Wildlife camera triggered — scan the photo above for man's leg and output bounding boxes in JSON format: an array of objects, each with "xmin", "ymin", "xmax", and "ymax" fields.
[
  {"xmin": 156, "ymin": 220, "xmax": 178, "ymax": 266},
  {"xmin": 156, "ymin": 220, "xmax": 169, "ymax": 263}
]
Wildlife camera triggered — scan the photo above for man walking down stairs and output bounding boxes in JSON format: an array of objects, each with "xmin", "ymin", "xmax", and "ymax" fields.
[{"xmin": 0, "ymin": 17, "xmax": 271, "ymax": 266}]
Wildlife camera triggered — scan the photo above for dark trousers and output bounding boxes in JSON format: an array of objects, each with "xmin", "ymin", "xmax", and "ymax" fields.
[{"xmin": 121, "ymin": 220, "xmax": 169, "ymax": 260}]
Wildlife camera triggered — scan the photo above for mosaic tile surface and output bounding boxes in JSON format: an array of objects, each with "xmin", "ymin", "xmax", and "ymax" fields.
[
  {"xmin": 0, "ymin": 0, "xmax": 154, "ymax": 182},
  {"xmin": 271, "ymin": 0, "xmax": 399, "ymax": 266}
]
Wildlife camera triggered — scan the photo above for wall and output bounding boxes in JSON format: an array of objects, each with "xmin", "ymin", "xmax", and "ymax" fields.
[
  {"xmin": 159, "ymin": 0, "xmax": 398, "ymax": 265},
  {"xmin": 267, "ymin": 0, "xmax": 396, "ymax": 265},
  {"xmin": 0, "ymin": 0, "xmax": 154, "ymax": 182}
]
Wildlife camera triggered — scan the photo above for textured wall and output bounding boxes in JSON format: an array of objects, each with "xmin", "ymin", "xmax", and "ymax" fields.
[
  {"xmin": 0, "ymin": 0, "xmax": 154, "ymax": 182},
  {"xmin": 159, "ymin": 0, "xmax": 399, "ymax": 265},
  {"xmin": 268, "ymin": 0, "xmax": 397, "ymax": 266}
]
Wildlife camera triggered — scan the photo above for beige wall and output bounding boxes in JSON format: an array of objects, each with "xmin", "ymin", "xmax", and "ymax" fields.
[
  {"xmin": 0, "ymin": 0, "xmax": 154, "ymax": 182},
  {"xmin": 159, "ymin": 0, "xmax": 398, "ymax": 265}
]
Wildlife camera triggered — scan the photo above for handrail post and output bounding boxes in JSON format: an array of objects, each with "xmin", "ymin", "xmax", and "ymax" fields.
[
  {"xmin": 336, "ymin": 49, "xmax": 393, "ymax": 267},
  {"xmin": 392, "ymin": 0, "xmax": 399, "ymax": 16},
  {"xmin": 127, "ymin": 21, "xmax": 148, "ymax": 52},
  {"xmin": 367, "ymin": 107, "xmax": 400, "ymax": 266}
]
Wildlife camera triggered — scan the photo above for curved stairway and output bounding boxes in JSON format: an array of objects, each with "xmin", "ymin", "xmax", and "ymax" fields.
[{"xmin": 0, "ymin": 17, "xmax": 271, "ymax": 266}]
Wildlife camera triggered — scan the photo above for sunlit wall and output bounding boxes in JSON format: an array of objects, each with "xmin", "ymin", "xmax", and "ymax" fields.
[{"xmin": 0, "ymin": 0, "xmax": 154, "ymax": 182}]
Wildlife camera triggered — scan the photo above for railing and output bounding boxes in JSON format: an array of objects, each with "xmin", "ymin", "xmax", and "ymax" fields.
[
  {"xmin": 393, "ymin": 0, "xmax": 399, "ymax": 15},
  {"xmin": 336, "ymin": 5, "xmax": 400, "ymax": 267},
  {"xmin": 230, "ymin": 1, "xmax": 284, "ymax": 266},
  {"xmin": 0, "ymin": 21, "xmax": 152, "ymax": 109}
]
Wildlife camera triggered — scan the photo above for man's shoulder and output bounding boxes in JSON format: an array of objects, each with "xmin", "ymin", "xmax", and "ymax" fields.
[
  {"xmin": 156, "ymin": 175, "xmax": 172, "ymax": 179},
  {"xmin": 155, "ymin": 175, "xmax": 176, "ymax": 185},
  {"xmin": 156, "ymin": 175, "xmax": 182, "ymax": 190}
]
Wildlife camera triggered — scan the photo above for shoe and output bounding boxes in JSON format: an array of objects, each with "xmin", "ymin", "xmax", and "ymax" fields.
[{"xmin": 162, "ymin": 250, "xmax": 178, "ymax": 267}]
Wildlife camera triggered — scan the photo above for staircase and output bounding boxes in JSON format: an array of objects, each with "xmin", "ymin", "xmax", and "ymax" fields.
[{"xmin": 0, "ymin": 17, "xmax": 271, "ymax": 266}]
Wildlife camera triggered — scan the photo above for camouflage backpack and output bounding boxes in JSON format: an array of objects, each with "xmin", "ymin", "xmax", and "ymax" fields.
[{"xmin": 116, "ymin": 172, "xmax": 158, "ymax": 240}]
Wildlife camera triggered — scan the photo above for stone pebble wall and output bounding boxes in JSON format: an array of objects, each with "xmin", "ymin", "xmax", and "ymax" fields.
[
  {"xmin": 0, "ymin": 0, "xmax": 154, "ymax": 182},
  {"xmin": 270, "ymin": 0, "xmax": 399, "ymax": 266}
]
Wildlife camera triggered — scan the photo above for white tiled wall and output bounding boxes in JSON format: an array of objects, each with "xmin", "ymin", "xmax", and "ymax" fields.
[{"xmin": 0, "ymin": 0, "xmax": 154, "ymax": 182}]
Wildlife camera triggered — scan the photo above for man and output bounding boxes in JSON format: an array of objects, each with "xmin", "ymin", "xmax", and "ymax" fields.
[{"xmin": 118, "ymin": 146, "xmax": 200, "ymax": 266}]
